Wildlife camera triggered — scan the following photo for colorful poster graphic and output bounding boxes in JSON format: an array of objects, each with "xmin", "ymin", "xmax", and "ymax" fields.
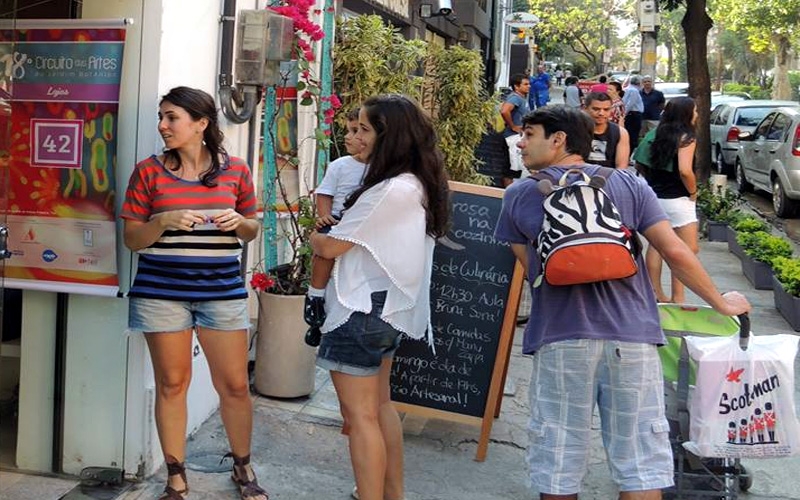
[{"xmin": 0, "ymin": 27, "xmax": 126, "ymax": 296}]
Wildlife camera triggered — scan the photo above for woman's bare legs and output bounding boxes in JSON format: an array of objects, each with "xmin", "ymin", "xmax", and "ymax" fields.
[
  {"xmin": 196, "ymin": 327, "xmax": 253, "ymax": 457},
  {"xmin": 332, "ymin": 369, "xmax": 385, "ymax": 500},
  {"xmin": 145, "ymin": 329, "xmax": 194, "ymax": 492},
  {"xmin": 669, "ymin": 222, "xmax": 699, "ymax": 303},
  {"xmin": 645, "ymin": 245, "xmax": 670, "ymax": 302},
  {"xmin": 378, "ymin": 357, "xmax": 404, "ymax": 500},
  {"xmin": 198, "ymin": 327, "xmax": 268, "ymax": 500}
]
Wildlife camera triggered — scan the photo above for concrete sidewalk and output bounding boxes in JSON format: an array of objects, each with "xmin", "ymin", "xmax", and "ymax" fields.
[{"xmin": 115, "ymin": 236, "xmax": 800, "ymax": 500}]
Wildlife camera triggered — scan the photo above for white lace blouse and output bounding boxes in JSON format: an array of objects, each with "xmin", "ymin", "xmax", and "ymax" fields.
[{"xmin": 320, "ymin": 173, "xmax": 435, "ymax": 345}]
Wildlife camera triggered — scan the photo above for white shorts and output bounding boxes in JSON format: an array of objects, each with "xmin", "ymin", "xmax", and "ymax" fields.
[{"xmin": 658, "ymin": 196, "xmax": 697, "ymax": 229}]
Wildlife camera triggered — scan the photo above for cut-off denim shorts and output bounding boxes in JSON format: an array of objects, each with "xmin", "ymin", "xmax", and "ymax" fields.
[
  {"xmin": 316, "ymin": 291, "xmax": 402, "ymax": 377},
  {"xmin": 129, "ymin": 297, "xmax": 251, "ymax": 333}
]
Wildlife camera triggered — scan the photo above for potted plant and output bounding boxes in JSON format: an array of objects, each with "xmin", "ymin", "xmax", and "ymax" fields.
[
  {"xmin": 247, "ymin": 1, "xmax": 337, "ymax": 398},
  {"xmin": 727, "ymin": 214, "xmax": 771, "ymax": 259},
  {"xmin": 771, "ymin": 256, "xmax": 800, "ymax": 331},
  {"xmin": 736, "ymin": 231, "xmax": 793, "ymax": 290},
  {"xmin": 695, "ymin": 181, "xmax": 743, "ymax": 242}
]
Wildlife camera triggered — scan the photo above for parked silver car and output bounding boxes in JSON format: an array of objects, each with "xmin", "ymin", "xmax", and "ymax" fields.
[
  {"xmin": 735, "ymin": 106, "xmax": 800, "ymax": 217},
  {"xmin": 710, "ymin": 100, "xmax": 799, "ymax": 175}
]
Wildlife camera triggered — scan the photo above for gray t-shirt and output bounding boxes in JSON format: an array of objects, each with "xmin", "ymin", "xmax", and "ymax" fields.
[
  {"xmin": 564, "ymin": 85, "xmax": 582, "ymax": 108},
  {"xmin": 316, "ymin": 155, "xmax": 367, "ymax": 216},
  {"xmin": 495, "ymin": 165, "xmax": 668, "ymax": 354},
  {"xmin": 502, "ymin": 92, "xmax": 530, "ymax": 138}
]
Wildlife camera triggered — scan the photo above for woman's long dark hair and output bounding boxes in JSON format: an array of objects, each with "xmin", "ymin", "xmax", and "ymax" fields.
[
  {"xmin": 343, "ymin": 94, "xmax": 450, "ymax": 238},
  {"xmin": 160, "ymin": 86, "xmax": 228, "ymax": 187},
  {"xmin": 651, "ymin": 96, "xmax": 696, "ymax": 171}
]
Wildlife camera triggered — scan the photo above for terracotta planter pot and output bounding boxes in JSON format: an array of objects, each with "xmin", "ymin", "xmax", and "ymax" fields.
[
  {"xmin": 740, "ymin": 253, "xmax": 774, "ymax": 290},
  {"xmin": 706, "ymin": 220, "xmax": 728, "ymax": 242},
  {"xmin": 254, "ymin": 293, "xmax": 317, "ymax": 398},
  {"xmin": 772, "ymin": 276, "xmax": 800, "ymax": 331},
  {"xmin": 726, "ymin": 226, "xmax": 745, "ymax": 260}
]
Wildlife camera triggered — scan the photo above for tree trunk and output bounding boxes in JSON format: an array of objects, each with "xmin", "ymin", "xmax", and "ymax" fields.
[
  {"xmin": 665, "ymin": 41, "xmax": 674, "ymax": 81},
  {"xmin": 681, "ymin": 0, "xmax": 713, "ymax": 183},
  {"xmin": 772, "ymin": 34, "xmax": 792, "ymax": 100}
]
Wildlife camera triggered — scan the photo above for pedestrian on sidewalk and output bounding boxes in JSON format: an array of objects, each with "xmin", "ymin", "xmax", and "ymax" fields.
[
  {"xmin": 633, "ymin": 96, "xmax": 700, "ymax": 303},
  {"xmin": 494, "ymin": 105, "xmax": 751, "ymax": 500},
  {"xmin": 310, "ymin": 94, "xmax": 449, "ymax": 500},
  {"xmin": 583, "ymin": 91, "xmax": 630, "ymax": 169},
  {"xmin": 121, "ymin": 86, "xmax": 268, "ymax": 500},
  {"xmin": 623, "ymin": 75, "xmax": 644, "ymax": 151}
]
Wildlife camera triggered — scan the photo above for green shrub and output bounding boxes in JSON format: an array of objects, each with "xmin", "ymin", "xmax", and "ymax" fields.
[
  {"xmin": 772, "ymin": 256, "xmax": 800, "ymax": 296},
  {"xmin": 722, "ymin": 83, "xmax": 771, "ymax": 100},
  {"xmin": 696, "ymin": 181, "xmax": 743, "ymax": 224},
  {"xmin": 736, "ymin": 231, "xmax": 794, "ymax": 264},
  {"xmin": 732, "ymin": 215, "xmax": 771, "ymax": 234}
]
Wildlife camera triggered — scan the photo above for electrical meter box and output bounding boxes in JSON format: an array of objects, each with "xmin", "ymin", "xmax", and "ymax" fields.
[{"xmin": 235, "ymin": 10, "xmax": 293, "ymax": 85}]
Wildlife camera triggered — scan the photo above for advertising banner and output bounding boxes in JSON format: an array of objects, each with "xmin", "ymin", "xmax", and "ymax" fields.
[{"xmin": 0, "ymin": 25, "xmax": 126, "ymax": 296}]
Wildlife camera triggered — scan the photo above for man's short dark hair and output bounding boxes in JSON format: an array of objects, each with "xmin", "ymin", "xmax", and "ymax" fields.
[
  {"xmin": 522, "ymin": 105, "xmax": 593, "ymax": 160},
  {"xmin": 584, "ymin": 91, "xmax": 612, "ymax": 106},
  {"xmin": 509, "ymin": 73, "xmax": 526, "ymax": 89},
  {"xmin": 599, "ymin": 75, "xmax": 608, "ymax": 83}
]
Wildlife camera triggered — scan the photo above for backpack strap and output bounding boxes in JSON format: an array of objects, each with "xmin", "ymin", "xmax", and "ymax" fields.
[{"xmin": 532, "ymin": 166, "xmax": 615, "ymax": 185}]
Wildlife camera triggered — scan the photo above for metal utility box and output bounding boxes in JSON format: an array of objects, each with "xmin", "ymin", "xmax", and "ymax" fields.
[{"xmin": 235, "ymin": 10, "xmax": 293, "ymax": 86}]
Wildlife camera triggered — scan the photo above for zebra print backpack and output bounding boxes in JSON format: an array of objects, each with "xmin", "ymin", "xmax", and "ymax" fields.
[{"xmin": 532, "ymin": 167, "xmax": 641, "ymax": 286}]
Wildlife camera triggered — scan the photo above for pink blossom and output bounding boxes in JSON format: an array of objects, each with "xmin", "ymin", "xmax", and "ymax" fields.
[
  {"xmin": 323, "ymin": 116, "xmax": 334, "ymax": 124},
  {"xmin": 323, "ymin": 129, "xmax": 332, "ymax": 136},
  {"xmin": 329, "ymin": 94, "xmax": 342, "ymax": 109}
]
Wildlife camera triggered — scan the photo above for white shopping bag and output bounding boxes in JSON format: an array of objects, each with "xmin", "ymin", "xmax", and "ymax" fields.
[
  {"xmin": 505, "ymin": 134, "xmax": 525, "ymax": 174},
  {"xmin": 684, "ymin": 333, "xmax": 800, "ymax": 459}
]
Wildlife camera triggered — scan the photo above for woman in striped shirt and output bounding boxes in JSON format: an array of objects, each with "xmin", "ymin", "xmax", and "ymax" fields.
[{"xmin": 121, "ymin": 87, "xmax": 266, "ymax": 500}]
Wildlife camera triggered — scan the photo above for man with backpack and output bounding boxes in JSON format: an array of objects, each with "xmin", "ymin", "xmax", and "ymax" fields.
[{"xmin": 494, "ymin": 105, "xmax": 751, "ymax": 500}]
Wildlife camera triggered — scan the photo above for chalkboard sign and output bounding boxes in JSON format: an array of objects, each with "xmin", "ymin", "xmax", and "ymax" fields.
[{"xmin": 390, "ymin": 182, "xmax": 524, "ymax": 460}]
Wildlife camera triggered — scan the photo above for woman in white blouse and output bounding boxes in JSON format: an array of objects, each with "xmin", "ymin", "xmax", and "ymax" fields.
[{"xmin": 310, "ymin": 94, "xmax": 449, "ymax": 500}]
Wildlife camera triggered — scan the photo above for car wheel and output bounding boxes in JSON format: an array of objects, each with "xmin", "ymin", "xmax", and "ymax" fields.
[
  {"xmin": 772, "ymin": 177, "xmax": 798, "ymax": 218},
  {"xmin": 735, "ymin": 159, "xmax": 752, "ymax": 193},
  {"xmin": 715, "ymin": 148, "xmax": 730, "ymax": 176}
]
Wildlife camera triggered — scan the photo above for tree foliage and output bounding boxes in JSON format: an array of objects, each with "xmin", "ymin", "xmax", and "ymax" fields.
[
  {"xmin": 333, "ymin": 15, "xmax": 496, "ymax": 183},
  {"xmin": 712, "ymin": 0, "xmax": 800, "ymax": 98},
  {"xmin": 527, "ymin": 0, "xmax": 629, "ymax": 74}
]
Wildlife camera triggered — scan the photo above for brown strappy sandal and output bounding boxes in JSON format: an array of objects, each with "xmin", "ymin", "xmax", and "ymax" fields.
[
  {"xmin": 158, "ymin": 456, "xmax": 189, "ymax": 500},
  {"xmin": 225, "ymin": 453, "xmax": 269, "ymax": 500}
]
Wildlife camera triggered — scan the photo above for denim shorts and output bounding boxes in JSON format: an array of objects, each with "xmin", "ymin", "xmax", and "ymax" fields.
[
  {"xmin": 658, "ymin": 196, "xmax": 697, "ymax": 229},
  {"xmin": 527, "ymin": 339, "xmax": 673, "ymax": 495},
  {"xmin": 128, "ymin": 297, "xmax": 251, "ymax": 333},
  {"xmin": 316, "ymin": 291, "xmax": 402, "ymax": 377}
]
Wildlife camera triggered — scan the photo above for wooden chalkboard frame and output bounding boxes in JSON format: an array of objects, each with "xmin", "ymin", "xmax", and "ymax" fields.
[{"xmin": 392, "ymin": 181, "xmax": 525, "ymax": 462}]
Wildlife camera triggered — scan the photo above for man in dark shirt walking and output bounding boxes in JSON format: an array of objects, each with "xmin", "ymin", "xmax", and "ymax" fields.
[{"xmin": 641, "ymin": 75, "xmax": 665, "ymax": 136}]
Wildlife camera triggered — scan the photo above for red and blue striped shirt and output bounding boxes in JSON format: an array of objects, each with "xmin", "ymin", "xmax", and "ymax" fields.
[{"xmin": 121, "ymin": 154, "xmax": 257, "ymax": 301}]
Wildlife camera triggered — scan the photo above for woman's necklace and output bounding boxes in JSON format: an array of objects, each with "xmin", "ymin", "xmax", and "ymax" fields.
[{"xmin": 175, "ymin": 156, "xmax": 211, "ymax": 180}]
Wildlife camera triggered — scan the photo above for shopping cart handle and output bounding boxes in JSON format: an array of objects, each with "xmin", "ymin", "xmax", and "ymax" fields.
[{"xmin": 738, "ymin": 313, "xmax": 750, "ymax": 351}]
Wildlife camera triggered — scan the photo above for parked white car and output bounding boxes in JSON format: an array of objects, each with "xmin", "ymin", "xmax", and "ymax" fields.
[
  {"xmin": 735, "ymin": 106, "xmax": 800, "ymax": 217},
  {"xmin": 710, "ymin": 100, "xmax": 799, "ymax": 175}
]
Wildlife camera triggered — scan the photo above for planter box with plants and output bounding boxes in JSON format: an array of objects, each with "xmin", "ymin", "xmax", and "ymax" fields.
[
  {"xmin": 696, "ymin": 181, "xmax": 743, "ymax": 242},
  {"xmin": 737, "ymin": 231, "xmax": 794, "ymax": 290},
  {"xmin": 727, "ymin": 215, "xmax": 771, "ymax": 260},
  {"xmin": 771, "ymin": 256, "xmax": 800, "ymax": 331}
]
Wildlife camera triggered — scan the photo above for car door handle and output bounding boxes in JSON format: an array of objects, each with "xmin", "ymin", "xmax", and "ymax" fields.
[
  {"xmin": 754, "ymin": 149, "xmax": 760, "ymax": 153},
  {"xmin": 770, "ymin": 149, "xmax": 778, "ymax": 154}
]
